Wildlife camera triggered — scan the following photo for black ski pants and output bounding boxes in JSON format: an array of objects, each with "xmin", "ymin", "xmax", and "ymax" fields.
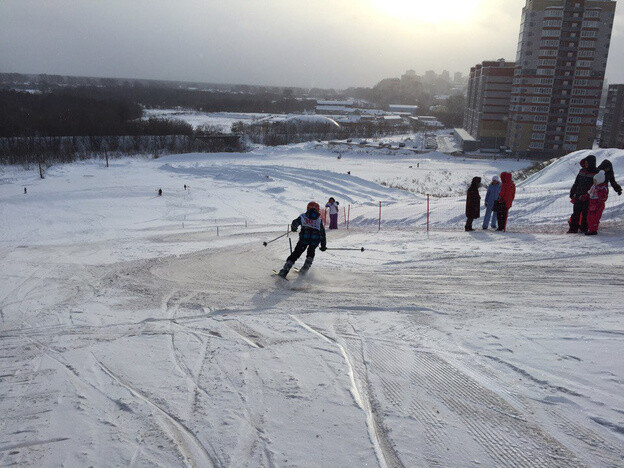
[
  {"xmin": 496, "ymin": 205, "xmax": 509, "ymax": 231},
  {"xmin": 287, "ymin": 241, "xmax": 316, "ymax": 263},
  {"xmin": 570, "ymin": 198, "xmax": 589, "ymax": 231}
]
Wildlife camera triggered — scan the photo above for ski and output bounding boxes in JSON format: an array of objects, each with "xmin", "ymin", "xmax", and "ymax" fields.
[{"xmin": 272, "ymin": 270, "xmax": 289, "ymax": 281}]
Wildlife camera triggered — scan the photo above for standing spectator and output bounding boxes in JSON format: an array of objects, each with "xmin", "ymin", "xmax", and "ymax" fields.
[
  {"xmin": 465, "ymin": 177, "xmax": 481, "ymax": 232},
  {"xmin": 596, "ymin": 159, "xmax": 622, "ymax": 196},
  {"xmin": 482, "ymin": 176, "xmax": 501, "ymax": 230},
  {"xmin": 586, "ymin": 170, "xmax": 609, "ymax": 235},
  {"xmin": 496, "ymin": 172, "xmax": 516, "ymax": 231},
  {"xmin": 568, "ymin": 155, "xmax": 598, "ymax": 233},
  {"xmin": 325, "ymin": 197, "xmax": 340, "ymax": 229}
]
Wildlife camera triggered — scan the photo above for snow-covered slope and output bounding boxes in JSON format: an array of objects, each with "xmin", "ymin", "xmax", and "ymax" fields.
[
  {"xmin": 522, "ymin": 148, "xmax": 624, "ymax": 189},
  {"xmin": 1, "ymin": 145, "xmax": 624, "ymax": 467}
]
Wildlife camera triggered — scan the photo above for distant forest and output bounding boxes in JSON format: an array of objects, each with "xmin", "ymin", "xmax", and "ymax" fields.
[{"xmin": 0, "ymin": 87, "xmax": 314, "ymax": 138}]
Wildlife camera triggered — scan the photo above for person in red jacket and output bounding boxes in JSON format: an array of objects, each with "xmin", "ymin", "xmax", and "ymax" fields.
[
  {"xmin": 586, "ymin": 170, "xmax": 609, "ymax": 235},
  {"xmin": 496, "ymin": 172, "xmax": 516, "ymax": 231}
]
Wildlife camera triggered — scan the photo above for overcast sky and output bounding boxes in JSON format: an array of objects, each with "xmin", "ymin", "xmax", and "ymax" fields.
[{"xmin": 1, "ymin": 0, "xmax": 623, "ymax": 89}]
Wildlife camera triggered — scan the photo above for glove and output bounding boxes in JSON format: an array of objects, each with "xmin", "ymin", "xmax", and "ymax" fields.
[
  {"xmin": 570, "ymin": 197, "xmax": 575, "ymax": 204},
  {"xmin": 617, "ymin": 189, "xmax": 622, "ymax": 196},
  {"xmin": 319, "ymin": 246, "xmax": 327, "ymax": 252},
  {"xmin": 291, "ymin": 226, "xmax": 298, "ymax": 232}
]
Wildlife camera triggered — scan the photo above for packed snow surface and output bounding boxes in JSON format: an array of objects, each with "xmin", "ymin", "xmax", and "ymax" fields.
[{"xmin": 1, "ymin": 143, "xmax": 623, "ymax": 467}]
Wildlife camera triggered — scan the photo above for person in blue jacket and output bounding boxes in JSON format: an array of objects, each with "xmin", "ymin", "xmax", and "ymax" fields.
[
  {"xmin": 483, "ymin": 175, "xmax": 501, "ymax": 230},
  {"xmin": 277, "ymin": 201, "xmax": 327, "ymax": 278}
]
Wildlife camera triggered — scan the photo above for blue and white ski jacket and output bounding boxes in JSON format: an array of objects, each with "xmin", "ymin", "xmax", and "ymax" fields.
[{"xmin": 292, "ymin": 213, "xmax": 326, "ymax": 248}]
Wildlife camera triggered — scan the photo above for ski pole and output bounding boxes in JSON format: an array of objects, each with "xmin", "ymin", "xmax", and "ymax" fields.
[
  {"xmin": 263, "ymin": 231, "xmax": 289, "ymax": 246},
  {"xmin": 325, "ymin": 247, "xmax": 365, "ymax": 252}
]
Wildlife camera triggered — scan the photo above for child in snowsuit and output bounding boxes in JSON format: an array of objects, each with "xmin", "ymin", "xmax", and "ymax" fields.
[
  {"xmin": 278, "ymin": 202, "xmax": 327, "ymax": 278},
  {"xmin": 496, "ymin": 172, "xmax": 516, "ymax": 231},
  {"xmin": 325, "ymin": 197, "xmax": 340, "ymax": 229},
  {"xmin": 596, "ymin": 159, "xmax": 622, "ymax": 196},
  {"xmin": 586, "ymin": 170, "xmax": 608, "ymax": 236},
  {"xmin": 483, "ymin": 175, "xmax": 501, "ymax": 230},
  {"xmin": 568, "ymin": 155, "xmax": 598, "ymax": 233},
  {"xmin": 465, "ymin": 177, "xmax": 481, "ymax": 231}
]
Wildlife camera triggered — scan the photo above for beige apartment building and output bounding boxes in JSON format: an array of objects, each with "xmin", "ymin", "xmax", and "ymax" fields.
[
  {"xmin": 464, "ymin": 59, "xmax": 516, "ymax": 150},
  {"xmin": 507, "ymin": 0, "xmax": 617, "ymax": 158}
]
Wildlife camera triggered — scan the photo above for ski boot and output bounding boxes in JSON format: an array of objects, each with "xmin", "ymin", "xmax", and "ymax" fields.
[
  {"xmin": 298, "ymin": 257, "xmax": 314, "ymax": 274},
  {"xmin": 278, "ymin": 261, "xmax": 294, "ymax": 278}
]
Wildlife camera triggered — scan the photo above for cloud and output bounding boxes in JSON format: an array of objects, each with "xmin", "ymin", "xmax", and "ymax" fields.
[{"xmin": 1, "ymin": 0, "xmax": 623, "ymax": 88}]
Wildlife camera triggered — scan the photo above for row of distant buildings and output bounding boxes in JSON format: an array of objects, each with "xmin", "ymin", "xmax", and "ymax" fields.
[{"xmin": 458, "ymin": 0, "xmax": 622, "ymax": 158}]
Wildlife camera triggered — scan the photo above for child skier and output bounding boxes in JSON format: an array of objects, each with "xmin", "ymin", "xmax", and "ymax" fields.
[
  {"xmin": 586, "ymin": 170, "xmax": 608, "ymax": 236},
  {"xmin": 325, "ymin": 197, "xmax": 340, "ymax": 229},
  {"xmin": 277, "ymin": 201, "xmax": 327, "ymax": 278}
]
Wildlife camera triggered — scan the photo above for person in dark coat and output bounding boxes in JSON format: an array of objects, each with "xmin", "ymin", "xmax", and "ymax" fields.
[
  {"xmin": 568, "ymin": 155, "xmax": 597, "ymax": 233},
  {"xmin": 465, "ymin": 177, "xmax": 481, "ymax": 231},
  {"xmin": 596, "ymin": 159, "xmax": 622, "ymax": 196},
  {"xmin": 496, "ymin": 172, "xmax": 516, "ymax": 231}
]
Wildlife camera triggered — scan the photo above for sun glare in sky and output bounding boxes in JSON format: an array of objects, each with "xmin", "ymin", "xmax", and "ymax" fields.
[{"xmin": 371, "ymin": 0, "xmax": 481, "ymax": 24}]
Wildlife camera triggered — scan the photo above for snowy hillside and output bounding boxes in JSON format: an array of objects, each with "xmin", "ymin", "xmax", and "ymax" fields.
[{"xmin": 1, "ymin": 145, "xmax": 623, "ymax": 467}]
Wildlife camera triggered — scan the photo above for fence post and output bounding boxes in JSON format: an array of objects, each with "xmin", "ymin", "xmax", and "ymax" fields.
[
  {"xmin": 427, "ymin": 194, "xmax": 430, "ymax": 233},
  {"xmin": 217, "ymin": 226, "xmax": 219, "ymax": 236},
  {"xmin": 343, "ymin": 206, "xmax": 347, "ymax": 226},
  {"xmin": 347, "ymin": 204, "xmax": 351, "ymax": 230},
  {"xmin": 378, "ymin": 201, "xmax": 382, "ymax": 231}
]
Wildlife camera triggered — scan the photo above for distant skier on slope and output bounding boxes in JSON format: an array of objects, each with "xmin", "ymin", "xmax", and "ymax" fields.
[{"xmin": 277, "ymin": 202, "xmax": 327, "ymax": 278}]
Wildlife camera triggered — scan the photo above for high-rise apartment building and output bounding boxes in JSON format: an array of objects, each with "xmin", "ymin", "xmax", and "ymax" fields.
[
  {"xmin": 464, "ymin": 60, "xmax": 516, "ymax": 149},
  {"xmin": 507, "ymin": 0, "xmax": 616, "ymax": 158},
  {"xmin": 599, "ymin": 84, "xmax": 624, "ymax": 148}
]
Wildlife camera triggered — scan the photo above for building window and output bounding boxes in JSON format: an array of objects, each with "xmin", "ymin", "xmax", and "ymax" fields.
[
  {"xmin": 533, "ymin": 124, "xmax": 547, "ymax": 131},
  {"xmin": 540, "ymin": 39, "xmax": 559, "ymax": 47},
  {"xmin": 542, "ymin": 30, "xmax": 561, "ymax": 37},
  {"xmin": 538, "ymin": 59, "xmax": 557, "ymax": 66},
  {"xmin": 581, "ymin": 30, "xmax": 597, "ymax": 38}
]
